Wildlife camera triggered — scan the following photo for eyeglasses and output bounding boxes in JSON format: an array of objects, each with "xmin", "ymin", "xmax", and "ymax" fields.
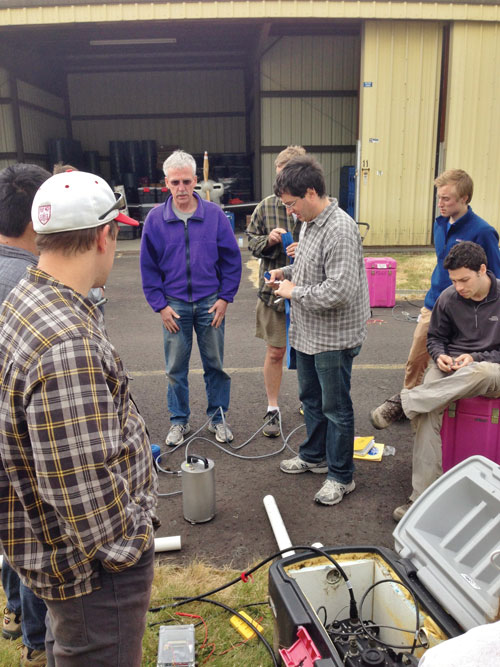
[
  {"xmin": 280, "ymin": 198, "xmax": 300, "ymax": 209},
  {"xmin": 99, "ymin": 191, "xmax": 125, "ymax": 221},
  {"xmin": 168, "ymin": 179, "xmax": 193, "ymax": 187}
]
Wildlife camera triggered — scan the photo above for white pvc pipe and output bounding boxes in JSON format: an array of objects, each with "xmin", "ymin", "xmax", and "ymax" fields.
[
  {"xmin": 154, "ymin": 535, "xmax": 181, "ymax": 552},
  {"xmin": 263, "ymin": 495, "xmax": 295, "ymax": 558},
  {"xmin": 0, "ymin": 536, "xmax": 182, "ymax": 570}
]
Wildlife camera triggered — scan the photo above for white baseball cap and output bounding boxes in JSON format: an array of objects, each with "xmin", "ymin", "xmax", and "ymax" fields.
[{"xmin": 32, "ymin": 170, "xmax": 139, "ymax": 234}]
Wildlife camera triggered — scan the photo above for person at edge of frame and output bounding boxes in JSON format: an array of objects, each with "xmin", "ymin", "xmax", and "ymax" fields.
[
  {"xmin": 0, "ymin": 169, "xmax": 159, "ymax": 666},
  {"xmin": 371, "ymin": 169, "xmax": 500, "ymax": 430},
  {"xmin": 371, "ymin": 241, "xmax": 500, "ymax": 522},
  {"xmin": 0, "ymin": 163, "xmax": 51, "ymax": 666}
]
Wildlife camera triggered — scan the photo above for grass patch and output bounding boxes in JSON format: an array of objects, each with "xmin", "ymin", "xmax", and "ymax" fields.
[
  {"xmin": 247, "ymin": 252, "xmax": 436, "ymax": 293},
  {"xmin": 2, "ymin": 561, "xmax": 275, "ymax": 666},
  {"xmin": 383, "ymin": 253, "xmax": 435, "ymax": 292}
]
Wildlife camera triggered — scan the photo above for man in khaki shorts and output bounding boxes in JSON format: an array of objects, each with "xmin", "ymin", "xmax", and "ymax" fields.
[{"xmin": 247, "ymin": 146, "xmax": 305, "ymax": 436}]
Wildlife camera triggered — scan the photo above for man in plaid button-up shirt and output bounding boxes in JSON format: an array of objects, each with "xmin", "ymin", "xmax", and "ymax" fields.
[
  {"xmin": 0, "ymin": 171, "xmax": 158, "ymax": 665},
  {"xmin": 269, "ymin": 156, "xmax": 370, "ymax": 507}
]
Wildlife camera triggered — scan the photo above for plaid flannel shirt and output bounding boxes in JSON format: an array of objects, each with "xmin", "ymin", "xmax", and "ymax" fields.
[
  {"xmin": 283, "ymin": 199, "xmax": 370, "ymax": 354},
  {"xmin": 0, "ymin": 267, "xmax": 158, "ymax": 600},
  {"xmin": 246, "ymin": 195, "xmax": 300, "ymax": 312}
]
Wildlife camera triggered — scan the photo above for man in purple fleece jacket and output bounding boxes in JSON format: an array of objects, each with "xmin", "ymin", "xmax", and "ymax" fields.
[{"xmin": 140, "ymin": 150, "xmax": 242, "ymax": 446}]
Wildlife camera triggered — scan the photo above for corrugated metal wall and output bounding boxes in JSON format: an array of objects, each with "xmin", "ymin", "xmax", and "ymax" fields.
[
  {"xmin": 359, "ymin": 21, "xmax": 442, "ymax": 245},
  {"xmin": 69, "ymin": 69, "xmax": 246, "ymax": 160},
  {"xmin": 0, "ymin": 68, "xmax": 15, "ymax": 170},
  {"xmin": 17, "ymin": 80, "xmax": 66, "ymax": 157},
  {"xmin": 444, "ymin": 22, "xmax": 500, "ymax": 231},
  {"xmin": 259, "ymin": 34, "xmax": 359, "ymax": 197}
]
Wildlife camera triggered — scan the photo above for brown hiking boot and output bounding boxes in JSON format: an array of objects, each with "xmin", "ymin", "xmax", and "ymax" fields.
[
  {"xmin": 370, "ymin": 393, "xmax": 404, "ymax": 429},
  {"xmin": 20, "ymin": 646, "xmax": 47, "ymax": 667},
  {"xmin": 393, "ymin": 500, "xmax": 413, "ymax": 522},
  {"xmin": 2, "ymin": 607, "xmax": 21, "ymax": 640}
]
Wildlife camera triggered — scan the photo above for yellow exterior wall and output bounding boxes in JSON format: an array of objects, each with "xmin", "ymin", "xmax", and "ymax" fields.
[
  {"xmin": 2, "ymin": 2, "xmax": 500, "ymax": 27},
  {"xmin": 259, "ymin": 34, "xmax": 359, "ymax": 198},
  {"xmin": 444, "ymin": 22, "xmax": 500, "ymax": 231},
  {"xmin": 359, "ymin": 20, "xmax": 442, "ymax": 245}
]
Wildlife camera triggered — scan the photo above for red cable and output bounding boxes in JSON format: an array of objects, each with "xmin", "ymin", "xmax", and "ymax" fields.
[{"xmin": 175, "ymin": 611, "xmax": 208, "ymax": 650}]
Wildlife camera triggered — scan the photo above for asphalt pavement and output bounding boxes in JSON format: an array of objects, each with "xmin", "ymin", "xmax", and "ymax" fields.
[{"xmin": 106, "ymin": 239, "xmax": 422, "ymax": 568}]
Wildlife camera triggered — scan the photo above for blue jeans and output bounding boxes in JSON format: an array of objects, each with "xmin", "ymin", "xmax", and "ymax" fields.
[
  {"xmin": 2, "ymin": 560, "xmax": 46, "ymax": 650},
  {"xmin": 163, "ymin": 293, "xmax": 230, "ymax": 424},
  {"xmin": 296, "ymin": 347, "xmax": 361, "ymax": 484}
]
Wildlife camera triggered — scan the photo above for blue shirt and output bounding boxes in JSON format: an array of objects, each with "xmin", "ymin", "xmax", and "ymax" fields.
[{"xmin": 424, "ymin": 206, "xmax": 500, "ymax": 310}]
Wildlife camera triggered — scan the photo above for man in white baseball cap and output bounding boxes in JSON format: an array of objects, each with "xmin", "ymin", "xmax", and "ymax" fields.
[{"xmin": 0, "ymin": 170, "xmax": 158, "ymax": 665}]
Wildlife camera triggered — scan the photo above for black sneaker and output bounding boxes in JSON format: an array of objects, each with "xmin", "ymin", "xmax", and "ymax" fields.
[
  {"xmin": 262, "ymin": 410, "xmax": 280, "ymax": 438},
  {"xmin": 370, "ymin": 394, "xmax": 404, "ymax": 429}
]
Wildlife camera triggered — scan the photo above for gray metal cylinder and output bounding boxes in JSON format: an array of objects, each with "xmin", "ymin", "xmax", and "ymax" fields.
[{"xmin": 181, "ymin": 455, "xmax": 216, "ymax": 524}]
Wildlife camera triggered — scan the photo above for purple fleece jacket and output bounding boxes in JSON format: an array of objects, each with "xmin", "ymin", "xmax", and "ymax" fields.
[{"xmin": 140, "ymin": 193, "xmax": 242, "ymax": 312}]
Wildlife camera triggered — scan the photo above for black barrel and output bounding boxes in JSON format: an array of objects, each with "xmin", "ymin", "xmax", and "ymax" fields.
[
  {"xmin": 84, "ymin": 151, "xmax": 100, "ymax": 175},
  {"xmin": 109, "ymin": 141, "xmax": 125, "ymax": 180},
  {"xmin": 141, "ymin": 140, "xmax": 157, "ymax": 183}
]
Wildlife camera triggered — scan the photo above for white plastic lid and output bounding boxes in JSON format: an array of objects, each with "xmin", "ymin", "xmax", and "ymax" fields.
[{"xmin": 393, "ymin": 455, "xmax": 500, "ymax": 631}]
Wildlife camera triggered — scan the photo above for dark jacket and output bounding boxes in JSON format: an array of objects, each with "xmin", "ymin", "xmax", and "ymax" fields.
[{"xmin": 427, "ymin": 271, "xmax": 500, "ymax": 364}]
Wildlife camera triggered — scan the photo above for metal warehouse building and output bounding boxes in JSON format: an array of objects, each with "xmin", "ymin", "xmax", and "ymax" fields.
[{"xmin": 1, "ymin": 0, "xmax": 500, "ymax": 245}]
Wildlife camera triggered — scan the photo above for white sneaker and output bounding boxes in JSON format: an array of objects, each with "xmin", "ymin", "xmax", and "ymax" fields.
[
  {"xmin": 208, "ymin": 422, "xmax": 233, "ymax": 443},
  {"xmin": 165, "ymin": 423, "xmax": 190, "ymax": 446},
  {"xmin": 280, "ymin": 456, "xmax": 328, "ymax": 474},
  {"xmin": 314, "ymin": 479, "xmax": 355, "ymax": 505}
]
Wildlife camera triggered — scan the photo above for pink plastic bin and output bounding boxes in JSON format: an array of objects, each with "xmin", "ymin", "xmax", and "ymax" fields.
[
  {"xmin": 441, "ymin": 396, "xmax": 500, "ymax": 472},
  {"xmin": 364, "ymin": 257, "xmax": 397, "ymax": 307}
]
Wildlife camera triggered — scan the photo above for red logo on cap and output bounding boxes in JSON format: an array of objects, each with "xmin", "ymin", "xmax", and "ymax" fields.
[{"xmin": 38, "ymin": 205, "xmax": 51, "ymax": 225}]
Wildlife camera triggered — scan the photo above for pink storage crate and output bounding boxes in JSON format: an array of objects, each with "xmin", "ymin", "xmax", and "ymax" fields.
[
  {"xmin": 364, "ymin": 257, "xmax": 397, "ymax": 307},
  {"xmin": 441, "ymin": 396, "xmax": 500, "ymax": 472}
]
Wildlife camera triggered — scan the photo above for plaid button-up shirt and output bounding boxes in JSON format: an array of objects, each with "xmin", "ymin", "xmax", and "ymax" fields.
[
  {"xmin": 283, "ymin": 199, "xmax": 370, "ymax": 354},
  {"xmin": 247, "ymin": 195, "xmax": 300, "ymax": 312},
  {"xmin": 0, "ymin": 267, "xmax": 158, "ymax": 600}
]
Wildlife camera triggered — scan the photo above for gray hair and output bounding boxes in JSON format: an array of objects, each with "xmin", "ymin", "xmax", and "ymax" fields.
[{"xmin": 163, "ymin": 150, "xmax": 197, "ymax": 178}]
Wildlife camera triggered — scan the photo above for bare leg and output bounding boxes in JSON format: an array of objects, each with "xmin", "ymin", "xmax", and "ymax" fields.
[{"xmin": 263, "ymin": 345, "xmax": 286, "ymax": 406}]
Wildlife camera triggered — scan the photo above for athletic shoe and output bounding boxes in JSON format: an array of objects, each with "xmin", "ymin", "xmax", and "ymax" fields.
[
  {"xmin": 299, "ymin": 404, "xmax": 304, "ymax": 416},
  {"xmin": 393, "ymin": 500, "xmax": 413, "ymax": 522},
  {"xmin": 314, "ymin": 479, "xmax": 356, "ymax": 506},
  {"xmin": 262, "ymin": 410, "xmax": 280, "ymax": 438},
  {"xmin": 21, "ymin": 646, "xmax": 47, "ymax": 666},
  {"xmin": 165, "ymin": 423, "xmax": 191, "ymax": 446},
  {"xmin": 2, "ymin": 607, "xmax": 21, "ymax": 640},
  {"xmin": 370, "ymin": 393, "xmax": 404, "ymax": 429},
  {"xmin": 208, "ymin": 422, "xmax": 234, "ymax": 443},
  {"xmin": 280, "ymin": 456, "xmax": 328, "ymax": 474}
]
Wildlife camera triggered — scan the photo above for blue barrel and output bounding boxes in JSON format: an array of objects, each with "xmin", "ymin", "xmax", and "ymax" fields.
[{"xmin": 224, "ymin": 211, "xmax": 235, "ymax": 232}]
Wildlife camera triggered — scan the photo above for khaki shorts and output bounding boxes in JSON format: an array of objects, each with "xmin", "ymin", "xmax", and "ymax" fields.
[{"xmin": 255, "ymin": 299, "xmax": 287, "ymax": 348}]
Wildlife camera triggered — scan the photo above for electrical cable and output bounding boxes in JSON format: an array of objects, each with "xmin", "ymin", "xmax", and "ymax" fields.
[
  {"xmin": 316, "ymin": 605, "xmax": 327, "ymax": 626},
  {"xmin": 150, "ymin": 545, "xmax": 358, "ymax": 622},
  {"xmin": 154, "ymin": 407, "xmax": 306, "ymax": 499},
  {"xmin": 180, "ymin": 596, "xmax": 279, "ymax": 667},
  {"xmin": 358, "ymin": 578, "xmax": 422, "ymax": 653}
]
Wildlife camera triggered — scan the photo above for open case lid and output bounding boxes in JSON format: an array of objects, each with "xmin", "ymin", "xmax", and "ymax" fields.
[{"xmin": 393, "ymin": 456, "xmax": 500, "ymax": 631}]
